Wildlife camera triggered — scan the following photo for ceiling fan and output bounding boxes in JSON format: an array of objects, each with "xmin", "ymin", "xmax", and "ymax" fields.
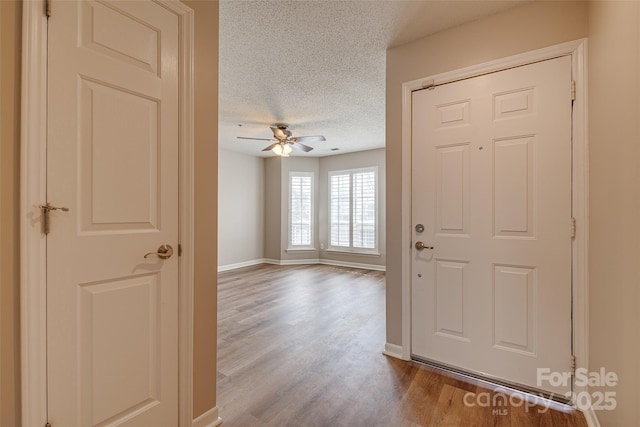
[{"xmin": 237, "ymin": 124, "xmax": 326, "ymax": 157}]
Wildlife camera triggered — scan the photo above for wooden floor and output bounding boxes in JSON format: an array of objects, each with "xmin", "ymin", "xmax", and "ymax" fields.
[{"xmin": 217, "ymin": 264, "xmax": 587, "ymax": 427}]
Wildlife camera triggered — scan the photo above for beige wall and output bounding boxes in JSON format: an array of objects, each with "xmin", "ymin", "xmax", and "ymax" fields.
[
  {"xmin": 587, "ymin": 2, "xmax": 640, "ymax": 426},
  {"xmin": 318, "ymin": 149, "xmax": 386, "ymax": 267},
  {"xmin": 218, "ymin": 149, "xmax": 264, "ymax": 267},
  {"xmin": 183, "ymin": 0, "xmax": 219, "ymax": 418},
  {"xmin": 387, "ymin": 1, "xmax": 640, "ymax": 425},
  {"xmin": 263, "ymin": 157, "xmax": 282, "ymax": 260},
  {"xmin": 263, "ymin": 156, "xmax": 321, "ymax": 261},
  {"xmin": 1, "ymin": 1, "xmax": 22, "ymax": 426},
  {"xmin": 385, "ymin": 0, "xmax": 588, "ymax": 346},
  {"xmin": 262, "ymin": 150, "xmax": 386, "ymax": 268}
]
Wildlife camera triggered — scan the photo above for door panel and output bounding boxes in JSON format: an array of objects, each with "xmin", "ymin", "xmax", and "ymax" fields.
[
  {"xmin": 47, "ymin": 1, "xmax": 179, "ymax": 425},
  {"xmin": 79, "ymin": 274, "xmax": 161, "ymax": 425},
  {"xmin": 436, "ymin": 144, "xmax": 469, "ymax": 235},
  {"xmin": 493, "ymin": 136, "xmax": 534, "ymax": 236},
  {"xmin": 411, "ymin": 56, "xmax": 572, "ymax": 395},
  {"xmin": 79, "ymin": 77, "xmax": 161, "ymax": 232},
  {"xmin": 434, "ymin": 260, "xmax": 468, "ymax": 340},
  {"xmin": 492, "ymin": 264, "xmax": 535, "ymax": 353}
]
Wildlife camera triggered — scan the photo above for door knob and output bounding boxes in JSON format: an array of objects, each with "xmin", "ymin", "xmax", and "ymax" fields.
[
  {"xmin": 415, "ymin": 241, "xmax": 434, "ymax": 251},
  {"xmin": 144, "ymin": 244, "xmax": 174, "ymax": 260}
]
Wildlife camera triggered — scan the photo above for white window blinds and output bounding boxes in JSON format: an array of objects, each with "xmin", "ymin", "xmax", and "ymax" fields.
[
  {"xmin": 329, "ymin": 168, "xmax": 377, "ymax": 251},
  {"xmin": 289, "ymin": 173, "xmax": 313, "ymax": 247},
  {"xmin": 352, "ymin": 171, "xmax": 376, "ymax": 249},
  {"xmin": 330, "ymin": 174, "xmax": 350, "ymax": 247}
]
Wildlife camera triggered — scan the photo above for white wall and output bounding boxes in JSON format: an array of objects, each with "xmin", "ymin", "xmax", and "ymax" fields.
[{"xmin": 218, "ymin": 149, "xmax": 264, "ymax": 268}]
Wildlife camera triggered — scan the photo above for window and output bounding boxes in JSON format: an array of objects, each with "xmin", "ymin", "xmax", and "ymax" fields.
[
  {"xmin": 329, "ymin": 167, "xmax": 377, "ymax": 252},
  {"xmin": 289, "ymin": 172, "xmax": 314, "ymax": 248}
]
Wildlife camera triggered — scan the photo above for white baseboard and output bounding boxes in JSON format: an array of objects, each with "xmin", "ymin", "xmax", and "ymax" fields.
[
  {"xmin": 262, "ymin": 257, "xmax": 319, "ymax": 266},
  {"xmin": 582, "ymin": 406, "xmax": 601, "ymax": 427},
  {"xmin": 382, "ymin": 342, "xmax": 405, "ymax": 359},
  {"xmin": 218, "ymin": 258, "xmax": 265, "ymax": 272},
  {"xmin": 254, "ymin": 258, "xmax": 386, "ymax": 272},
  {"xmin": 192, "ymin": 406, "xmax": 223, "ymax": 427},
  {"xmin": 281, "ymin": 258, "xmax": 321, "ymax": 265},
  {"xmin": 319, "ymin": 259, "xmax": 386, "ymax": 272}
]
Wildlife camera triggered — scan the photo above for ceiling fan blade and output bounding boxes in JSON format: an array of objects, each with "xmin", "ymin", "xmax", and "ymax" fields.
[
  {"xmin": 237, "ymin": 136, "xmax": 274, "ymax": 141},
  {"xmin": 291, "ymin": 135, "xmax": 326, "ymax": 143},
  {"xmin": 270, "ymin": 126, "xmax": 288, "ymax": 140},
  {"xmin": 262, "ymin": 142, "xmax": 280, "ymax": 152},
  {"xmin": 292, "ymin": 142, "xmax": 314, "ymax": 152}
]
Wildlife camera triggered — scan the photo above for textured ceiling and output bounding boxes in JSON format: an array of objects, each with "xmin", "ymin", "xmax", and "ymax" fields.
[{"xmin": 219, "ymin": 0, "xmax": 529, "ymax": 157}]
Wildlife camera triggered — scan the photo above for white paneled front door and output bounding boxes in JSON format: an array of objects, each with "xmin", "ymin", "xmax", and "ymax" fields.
[
  {"xmin": 411, "ymin": 56, "xmax": 572, "ymax": 395},
  {"xmin": 47, "ymin": 1, "xmax": 180, "ymax": 425}
]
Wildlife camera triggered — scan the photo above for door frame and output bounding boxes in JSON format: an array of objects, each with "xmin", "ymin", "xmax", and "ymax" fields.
[
  {"xmin": 399, "ymin": 39, "xmax": 589, "ymax": 395},
  {"xmin": 20, "ymin": 1, "xmax": 195, "ymax": 426}
]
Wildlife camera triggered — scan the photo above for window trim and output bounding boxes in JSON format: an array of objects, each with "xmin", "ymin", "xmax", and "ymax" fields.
[
  {"xmin": 328, "ymin": 166, "xmax": 378, "ymax": 254},
  {"xmin": 288, "ymin": 171, "xmax": 315, "ymax": 250}
]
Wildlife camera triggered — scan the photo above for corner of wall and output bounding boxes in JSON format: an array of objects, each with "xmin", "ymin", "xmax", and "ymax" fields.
[
  {"xmin": 0, "ymin": 1, "xmax": 23, "ymax": 424},
  {"xmin": 183, "ymin": 0, "xmax": 219, "ymax": 419}
]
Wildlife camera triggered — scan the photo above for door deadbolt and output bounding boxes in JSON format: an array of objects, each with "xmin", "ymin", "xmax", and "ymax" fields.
[{"xmin": 415, "ymin": 224, "xmax": 425, "ymax": 233}]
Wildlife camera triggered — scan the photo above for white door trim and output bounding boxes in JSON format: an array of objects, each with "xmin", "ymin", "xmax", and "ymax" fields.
[
  {"xmin": 20, "ymin": 1, "xmax": 195, "ymax": 426},
  {"xmin": 399, "ymin": 39, "xmax": 589, "ymax": 393}
]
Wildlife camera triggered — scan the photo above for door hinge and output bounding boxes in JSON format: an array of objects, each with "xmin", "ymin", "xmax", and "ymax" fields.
[
  {"xmin": 45, "ymin": 422, "xmax": 52, "ymax": 427},
  {"xmin": 571, "ymin": 217, "xmax": 576, "ymax": 238},
  {"xmin": 178, "ymin": 244, "xmax": 182, "ymax": 256},
  {"xmin": 422, "ymin": 79, "xmax": 435, "ymax": 90},
  {"xmin": 45, "ymin": 0, "xmax": 52, "ymax": 18},
  {"xmin": 571, "ymin": 354, "xmax": 576, "ymax": 375},
  {"xmin": 571, "ymin": 80, "xmax": 576, "ymax": 101},
  {"xmin": 40, "ymin": 203, "xmax": 70, "ymax": 235}
]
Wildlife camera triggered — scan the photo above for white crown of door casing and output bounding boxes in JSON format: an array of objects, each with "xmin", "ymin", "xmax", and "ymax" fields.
[
  {"xmin": 394, "ymin": 37, "xmax": 589, "ymax": 407},
  {"xmin": 20, "ymin": 1, "xmax": 204, "ymax": 426}
]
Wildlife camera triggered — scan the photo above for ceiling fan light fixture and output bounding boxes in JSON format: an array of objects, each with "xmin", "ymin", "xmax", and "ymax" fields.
[
  {"xmin": 272, "ymin": 142, "xmax": 292, "ymax": 157},
  {"xmin": 238, "ymin": 124, "xmax": 324, "ymax": 155}
]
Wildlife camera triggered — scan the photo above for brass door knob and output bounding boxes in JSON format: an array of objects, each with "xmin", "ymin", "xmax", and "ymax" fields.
[
  {"xmin": 144, "ymin": 244, "xmax": 174, "ymax": 259},
  {"xmin": 415, "ymin": 241, "xmax": 434, "ymax": 251}
]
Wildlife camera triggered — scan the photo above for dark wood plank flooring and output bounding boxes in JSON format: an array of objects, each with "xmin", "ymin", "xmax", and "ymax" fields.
[{"xmin": 217, "ymin": 264, "xmax": 587, "ymax": 427}]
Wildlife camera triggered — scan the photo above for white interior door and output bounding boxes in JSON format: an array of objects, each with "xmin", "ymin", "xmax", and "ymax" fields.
[
  {"xmin": 411, "ymin": 56, "xmax": 572, "ymax": 395},
  {"xmin": 47, "ymin": 1, "xmax": 180, "ymax": 425}
]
